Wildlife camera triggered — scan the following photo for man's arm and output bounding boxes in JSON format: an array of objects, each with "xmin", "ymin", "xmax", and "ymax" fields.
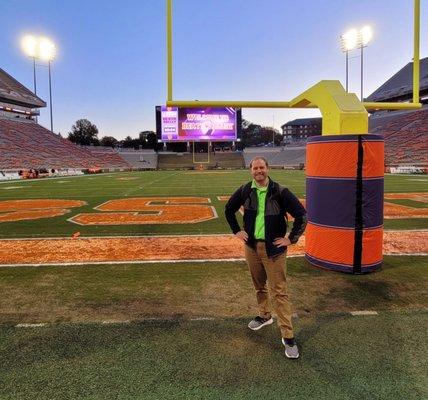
[
  {"xmin": 282, "ymin": 188, "xmax": 307, "ymax": 244},
  {"xmin": 225, "ymin": 185, "xmax": 245, "ymax": 234}
]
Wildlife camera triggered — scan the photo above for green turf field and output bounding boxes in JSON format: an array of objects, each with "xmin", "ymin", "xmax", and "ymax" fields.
[
  {"xmin": 1, "ymin": 310, "xmax": 426, "ymax": 400},
  {"xmin": 0, "ymin": 170, "xmax": 426, "ymax": 238},
  {"xmin": 0, "ymin": 256, "xmax": 427, "ymax": 399},
  {"xmin": 0, "ymin": 171, "xmax": 427, "ymax": 399}
]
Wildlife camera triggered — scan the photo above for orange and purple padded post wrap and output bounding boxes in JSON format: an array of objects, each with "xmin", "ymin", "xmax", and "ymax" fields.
[{"xmin": 305, "ymin": 134, "xmax": 384, "ymax": 274}]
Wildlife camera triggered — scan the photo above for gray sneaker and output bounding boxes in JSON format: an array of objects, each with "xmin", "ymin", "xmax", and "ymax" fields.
[
  {"xmin": 282, "ymin": 338, "xmax": 300, "ymax": 359},
  {"xmin": 248, "ymin": 316, "xmax": 274, "ymax": 331}
]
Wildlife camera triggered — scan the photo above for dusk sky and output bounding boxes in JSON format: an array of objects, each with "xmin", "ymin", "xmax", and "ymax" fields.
[{"xmin": 1, "ymin": 0, "xmax": 427, "ymax": 140}]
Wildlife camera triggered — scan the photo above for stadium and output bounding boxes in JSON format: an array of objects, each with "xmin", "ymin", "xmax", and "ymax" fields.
[{"xmin": 0, "ymin": 1, "xmax": 427, "ymax": 399}]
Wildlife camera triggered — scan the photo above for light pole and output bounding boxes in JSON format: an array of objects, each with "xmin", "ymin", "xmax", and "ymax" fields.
[
  {"xmin": 21, "ymin": 35, "xmax": 38, "ymax": 94},
  {"xmin": 20, "ymin": 35, "xmax": 56, "ymax": 131},
  {"xmin": 340, "ymin": 28, "xmax": 358, "ymax": 93},
  {"xmin": 359, "ymin": 26, "xmax": 373, "ymax": 101},
  {"xmin": 48, "ymin": 60, "xmax": 53, "ymax": 132},
  {"xmin": 340, "ymin": 26, "xmax": 372, "ymax": 99},
  {"xmin": 39, "ymin": 37, "xmax": 56, "ymax": 132}
]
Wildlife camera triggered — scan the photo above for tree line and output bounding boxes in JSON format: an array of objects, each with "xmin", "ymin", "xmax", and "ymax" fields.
[{"xmin": 67, "ymin": 118, "xmax": 282, "ymax": 150}]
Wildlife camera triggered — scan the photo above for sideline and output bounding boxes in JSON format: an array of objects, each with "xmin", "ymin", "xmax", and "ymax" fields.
[{"xmin": 0, "ymin": 232, "xmax": 426, "ymax": 267}]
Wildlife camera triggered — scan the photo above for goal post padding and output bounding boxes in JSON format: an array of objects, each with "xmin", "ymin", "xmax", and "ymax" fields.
[{"xmin": 305, "ymin": 134, "xmax": 384, "ymax": 274}]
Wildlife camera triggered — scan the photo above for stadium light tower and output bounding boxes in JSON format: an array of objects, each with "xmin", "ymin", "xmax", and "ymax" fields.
[
  {"xmin": 20, "ymin": 35, "xmax": 56, "ymax": 132},
  {"xmin": 340, "ymin": 26, "xmax": 373, "ymax": 99},
  {"xmin": 340, "ymin": 29, "xmax": 358, "ymax": 92},
  {"xmin": 359, "ymin": 26, "xmax": 373, "ymax": 101},
  {"xmin": 21, "ymin": 35, "xmax": 38, "ymax": 94},
  {"xmin": 38, "ymin": 37, "xmax": 56, "ymax": 132}
]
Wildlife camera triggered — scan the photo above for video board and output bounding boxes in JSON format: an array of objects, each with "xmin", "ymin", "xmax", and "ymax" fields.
[{"xmin": 157, "ymin": 106, "xmax": 239, "ymax": 142}]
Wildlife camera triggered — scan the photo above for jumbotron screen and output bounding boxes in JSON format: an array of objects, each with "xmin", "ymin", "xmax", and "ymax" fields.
[{"xmin": 158, "ymin": 106, "xmax": 238, "ymax": 142}]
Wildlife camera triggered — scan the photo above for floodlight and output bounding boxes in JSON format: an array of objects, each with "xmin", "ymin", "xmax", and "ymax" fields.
[
  {"xmin": 21, "ymin": 35, "xmax": 38, "ymax": 58},
  {"xmin": 20, "ymin": 34, "xmax": 57, "ymax": 131},
  {"xmin": 341, "ymin": 29, "xmax": 358, "ymax": 52},
  {"xmin": 360, "ymin": 26, "xmax": 373, "ymax": 46},
  {"xmin": 38, "ymin": 37, "xmax": 56, "ymax": 61}
]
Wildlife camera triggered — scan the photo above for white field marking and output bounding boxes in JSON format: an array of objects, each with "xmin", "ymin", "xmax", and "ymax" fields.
[
  {"xmin": 0, "ymin": 192, "xmax": 240, "ymax": 199},
  {"xmin": 350, "ymin": 311, "xmax": 379, "ymax": 316},
  {"xmin": 93, "ymin": 196, "xmax": 212, "ymax": 211},
  {"xmin": 2, "ymin": 186, "xmax": 24, "ymax": 190},
  {"xmin": 407, "ymin": 179, "xmax": 428, "ymax": 181},
  {"xmin": 124, "ymin": 171, "xmax": 181, "ymax": 196},
  {"xmin": 0, "ymin": 233, "xmax": 238, "ymax": 241},
  {"xmin": 68, "ymin": 206, "xmax": 218, "ymax": 226},
  {"xmin": 190, "ymin": 317, "xmax": 215, "ymax": 321},
  {"xmin": 0, "ymin": 258, "xmax": 247, "ymax": 268},
  {"xmin": 102, "ymin": 320, "xmax": 130, "ymax": 324},
  {"xmin": 0, "ymin": 253, "xmax": 426, "ymax": 268},
  {"xmin": 0, "ymin": 253, "xmax": 370, "ymax": 269},
  {"xmin": 1, "ymin": 230, "xmax": 427, "ymax": 241},
  {"xmin": 16, "ymin": 323, "xmax": 47, "ymax": 328},
  {"xmin": 0, "ymin": 173, "xmax": 117, "ymax": 185},
  {"xmin": 148, "ymin": 185, "xmax": 245, "ymax": 189}
]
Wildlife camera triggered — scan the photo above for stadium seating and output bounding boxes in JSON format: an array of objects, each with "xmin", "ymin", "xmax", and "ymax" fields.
[
  {"xmin": 0, "ymin": 118, "xmax": 130, "ymax": 170},
  {"xmin": 243, "ymin": 147, "xmax": 305, "ymax": 168},
  {"xmin": 118, "ymin": 150, "xmax": 158, "ymax": 169},
  {"xmin": 369, "ymin": 107, "xmax": 428, "ymax": 166}
]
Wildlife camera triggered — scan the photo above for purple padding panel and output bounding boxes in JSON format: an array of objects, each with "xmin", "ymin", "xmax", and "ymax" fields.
[
  {"xmin": 363, "ymin": 178, "xmax": 384, "ymax": 228},
  {"xmin": 361, "ymin": 134, "xmax": 384, "ymax": 143},
  {"xmin": 305, "ymin": 254, "xmax": 382, "ymax": 274},
  {"xmin": 307, "ymin": 177, "xmax": 384, "ymax": 229},
  {"xmin": 306, "ymin": 177, "xmax": 356, "ymax": 228},
  {"xmin": 307, "ymin": 134, "xmax": 383, "ymax": 144},
  {"xmin": 307, "ymin": 135, "xmax": 359, "ymax": 144}
]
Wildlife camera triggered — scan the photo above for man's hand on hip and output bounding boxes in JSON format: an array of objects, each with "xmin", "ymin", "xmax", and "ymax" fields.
[
  {"xmin": 235, "ymin": 231, "xmax": 248, "ymax": 242},
  {"xmin": 274, "ymin": 236, "xmax": 292, "ymax": 248}
]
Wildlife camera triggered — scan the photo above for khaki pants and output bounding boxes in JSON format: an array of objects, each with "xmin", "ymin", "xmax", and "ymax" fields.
[{"xmin": 245, "ymin": 242, "xmax": 294, "ymax": 339}]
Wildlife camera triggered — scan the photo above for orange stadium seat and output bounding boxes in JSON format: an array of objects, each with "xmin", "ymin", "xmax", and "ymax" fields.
[{"xmin": 0, "ymin": 118, "xmax": 130, "ymax": 170}]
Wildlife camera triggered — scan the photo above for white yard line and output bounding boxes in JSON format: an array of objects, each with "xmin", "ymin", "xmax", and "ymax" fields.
[
  {"xmin": 350, "ymin": 311, "xmax": 379, "ymax": 316},
  {"xmin": 0, "ymin": 230, "xmax": 426, "ymax": 241},
  {"xmin": 0, "ymin": 258, "xmax": 247, "ymax": 268},
  {"xmin": 124, "ymin": 171, "xmax": 181, "ymax": 196},
  {"xmin": 0, "ymin": 233, "xmax": 236, "ymax": 241},
  {"xmin": 0, "ymin": 253, "xmax": 426, "ymax": 269}
]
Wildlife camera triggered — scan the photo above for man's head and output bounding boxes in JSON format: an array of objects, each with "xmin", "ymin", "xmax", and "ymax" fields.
[{"xmin": 250, "ymin": 157, "xmax": 269, "ymax": 186}]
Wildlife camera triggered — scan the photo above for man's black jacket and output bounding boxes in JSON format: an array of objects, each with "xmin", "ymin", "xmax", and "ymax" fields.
[{"xmin": 225, "ymin": 178, "xmax": 307, "ymax": 258}]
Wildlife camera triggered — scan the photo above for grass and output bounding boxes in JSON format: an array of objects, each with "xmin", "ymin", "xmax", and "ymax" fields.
[
  {"xmin": 0, "ymin": 170, "xmax": 426, "ymax": 238},
  {"xmin": 0, "ymin": 170, "xmax": 426, "ymax": 399},
  {"xmin": 0, "ymin": 311, "xmax": 426, "ymax": 400},
  {"xmin": 0, "ymin": 256, "xmax": 426, "ymax": 324}
]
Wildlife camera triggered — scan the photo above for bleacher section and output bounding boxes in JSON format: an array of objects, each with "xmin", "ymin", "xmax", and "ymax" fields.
[
  {"xmin": 243, "ymin": 147, "xmax": 305, "ymax": 168},
  {"xmin": 83, "ymin": 146, "xmax": 133, "ymax": 169},
  {"xmin": 118, "ymin": 150, "xmax": 157, "ymax": 169},
  {"xmin": 0, "ymin": 118, "xmax": 130, "ymax": 170},
  {"xmin": 157, "ymin": 152, "xmax": 244, "ymax": 169},
  {"xmin": 369, "ymin": 107, "xmax": 428, "ymax": 165}
]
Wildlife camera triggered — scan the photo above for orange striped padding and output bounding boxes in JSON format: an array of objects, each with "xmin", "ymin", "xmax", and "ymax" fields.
[
  {"xmin": 306, "ymin": 141, "xmax": 384, "ymax": 178},
  {"xmin": 305, "ymin": 223, "xmax": 383, "ymax": 268}
]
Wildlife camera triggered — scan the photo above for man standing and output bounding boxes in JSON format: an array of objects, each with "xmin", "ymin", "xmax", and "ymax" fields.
[{"xmin": 225, "ymin": 157, "xmax": 307, "ymax": 358}]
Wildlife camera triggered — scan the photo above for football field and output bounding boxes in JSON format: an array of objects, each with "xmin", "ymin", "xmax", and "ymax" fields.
[{"xmin": 0, "ymin": 170, "xmax": 427, "ymax": 399}]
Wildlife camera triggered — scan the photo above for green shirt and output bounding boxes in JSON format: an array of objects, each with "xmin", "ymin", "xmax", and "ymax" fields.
[{"xmin": 251, "ymin": 179, "xmax": 268, "ymax": 240}]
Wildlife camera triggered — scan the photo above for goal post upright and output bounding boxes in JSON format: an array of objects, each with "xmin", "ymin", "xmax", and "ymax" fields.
[
  {"xmin": 165, "ymin": 0, "xmax": 422, "ymax": 273},
  {"xmin": 165, "ymin": 0, "xmax": 421, "ymax": 122}
]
